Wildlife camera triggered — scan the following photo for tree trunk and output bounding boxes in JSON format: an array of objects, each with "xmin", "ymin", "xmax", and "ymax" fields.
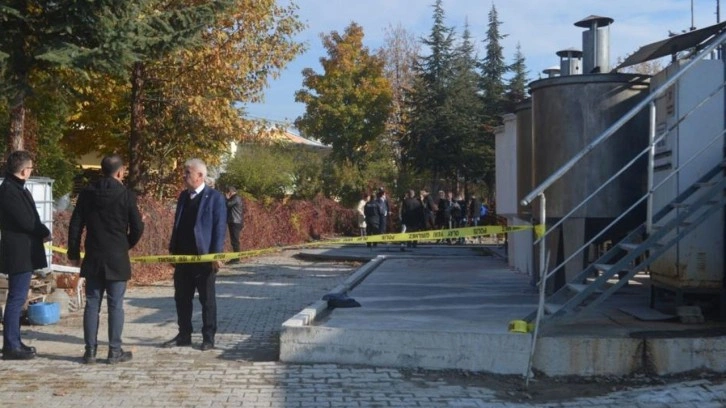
[
  {"xmin": 128, "ymin": 61, "xmax": 145, "ymax": 193},
  {"xmin": 8, "ymin": 94, "xmax": 26, "ymax": 153}
]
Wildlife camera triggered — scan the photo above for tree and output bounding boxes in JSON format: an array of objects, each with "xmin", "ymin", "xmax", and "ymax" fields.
[
  {"xmin": 449, "ymin": 20, "xmax": 487, "ymax": 192},
  {"xmin": 130, "ymin": 0, "xmax": 304, "ymax": 195},
  {"xmin": 505, "ymin": 43, "xmax": 529, "ymax": 112},
  {"xmin": 1, "ymin": 1, "xmax": 115, "ymax": 151},
  {"xmin": 380, "ymin": 23, "xmax": 419, "ymax": 172},
  {"xmin": 0, "ymin": 1, "xmax": 210, "ymax": 153},
  {"xmin": 295, "ymin": 22, "xmax": 392, "ymax": 167},
  {"xmin": 122, "ymin": 1, "xmax": 235, "ymax": 191},
  {"xmin": 1, "ymin": 68, "xmax": 79, "ymax": 197},
  {"xmin": 479, "ymin": 4, "xmax": 508, "ymax": 122},
  {"xmin": 615, "ymin": 55, "xmax": 664, "ymax": 75},
  {"xmin": 477, "ymin": 3, "xmax": 508, "ymax": 195},
  {"xmin": 401, "ymin": 0, "xmax": 457, "ymax": 185}
]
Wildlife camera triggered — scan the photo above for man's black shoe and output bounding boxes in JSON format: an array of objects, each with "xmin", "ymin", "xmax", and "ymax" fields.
[
  {"xmin": 20, "ymin": 342, "xmax": 36, "ymax": 354},
  {"xmin": 226, "ymin": 259, "xmax": 240, "ymax": 265},
  {"xmin": 107, "ymin": 349, "xmax": 132, "ymax": 364},
  {"xmin": 161, "ymin": 335, "xmax": 192, "ymax": 348},
  {"xmin": 2, "ymin": 348, "xmax": 36, "ymax": 360},
  {"xmin": 83, "ymin": 346, "xmax": 97, "ymax": 364},
  {"xmin": 200, "ymin": 341, "xmax": 215, "ymax": 351}
]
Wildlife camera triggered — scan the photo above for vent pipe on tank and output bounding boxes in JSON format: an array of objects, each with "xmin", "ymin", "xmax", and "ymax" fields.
[
  {"xmin": 556, "ymin": 48, "xmax": 583, "ymax": 76},
  {"xmin": 542, "ymin": 66, "xmax": 561, "ymax": 78},
  {"xmin": 575, "ymin": 15, "xmax": 614, "ymax": 74}
]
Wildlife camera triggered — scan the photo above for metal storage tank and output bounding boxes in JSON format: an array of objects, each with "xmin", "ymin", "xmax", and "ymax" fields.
[
  {"xmin": 530, "ymin": 73, "xmax": 650, "ymax": 288},
  {"xmin": 530, "ymin": 73, "xmax": 650, "ymax": 220},
  {"xmin": 515, "ymin": 98, "xmax": 532, "ymax": 217}
]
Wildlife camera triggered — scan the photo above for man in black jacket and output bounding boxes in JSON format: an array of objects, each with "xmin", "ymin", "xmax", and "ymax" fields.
[
  {"xmin": 0, "ymin": 150, "xmax": 50, "ymax": 360},
  {"xmin": 225, "ymin": 186, "xmax": 244, "ymax": 264},
  {"xmin": 68, "ymin": 155, "xmax": 144, "ymax": 364},
  {"xmin": 401, "ymin": 190, "xmax": 424, "ymax": 249}
]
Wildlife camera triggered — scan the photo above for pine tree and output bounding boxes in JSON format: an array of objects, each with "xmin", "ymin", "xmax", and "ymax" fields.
[
  {"xmin": 0, "ymin": 1, "xmax": 173, "ymax": 152},
  {"xmin": 479, "ymin": 4, "xmax": 508, "ymax": 123},
  {"xmin": 449, "ymin": 20, "xmax": 489, "ymax": 191},
  {"xmin": 402, "ymin": 0, "xmax": 456, "ymax": 184},
  {"xmin": 477, "ymin": 3, "xmax": 508, "ymax": 196},
  {"xmin": 0, "ymin": 1, "xmax": 231, "ymax": 187},
  {"xmin": 506, "ymin": 43, "xmax": 529, "ymax": 112}
]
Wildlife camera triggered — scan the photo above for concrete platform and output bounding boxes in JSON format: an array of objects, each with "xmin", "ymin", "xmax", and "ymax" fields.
[{"xmin": 281, "ymin": 244, "xmax": 726, "ymax": 377}]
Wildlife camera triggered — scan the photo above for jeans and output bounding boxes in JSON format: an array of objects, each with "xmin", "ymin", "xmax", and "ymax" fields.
[
  {"xmin": 84, "ymin": 276, "xmax": 127, "ymax": 351},
  {"xmin": 2, "ymin": 271, "xmax": 32, "ymax": 351}
]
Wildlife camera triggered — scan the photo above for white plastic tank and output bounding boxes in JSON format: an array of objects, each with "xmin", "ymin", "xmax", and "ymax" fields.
[{"xmin": 0, "ymin": 177, "xmax": 54, "ymax": 269}]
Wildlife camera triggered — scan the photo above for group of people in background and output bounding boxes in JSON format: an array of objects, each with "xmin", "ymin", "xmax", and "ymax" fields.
[
  {"xmin": 356, "ymin": 186, "xmax": 489, "ymax": 249},
  {"xmin": 1, "ymin": 151, "xmax": 245, "ymax": 363}
]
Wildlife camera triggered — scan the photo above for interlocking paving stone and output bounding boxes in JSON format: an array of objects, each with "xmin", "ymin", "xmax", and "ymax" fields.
[{"xmin": 1, "ymin": 250, "xmax": 725, "ymax": 407}]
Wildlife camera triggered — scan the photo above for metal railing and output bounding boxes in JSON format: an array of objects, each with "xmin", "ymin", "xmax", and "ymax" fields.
[{"xmin": 522, "ymin": 29, "xmax": 726, "ymax": 384}]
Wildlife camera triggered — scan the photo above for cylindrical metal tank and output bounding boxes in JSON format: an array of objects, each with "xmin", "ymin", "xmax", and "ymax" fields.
[
  {"xmin": 531, "ymin": 73, "xmax": 650, "ymax": 219},
  {"xmin": 515, "ymin": 99, "xmax": 532, "ymax": 217}
]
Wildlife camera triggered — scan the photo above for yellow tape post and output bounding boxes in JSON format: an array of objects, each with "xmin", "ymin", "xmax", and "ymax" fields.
[{"xmin": 49, "ymin": 224, "xmax": 537, "ymax": 264}]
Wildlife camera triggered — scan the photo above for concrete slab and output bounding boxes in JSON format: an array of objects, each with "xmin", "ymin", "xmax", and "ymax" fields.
[{"xmin": 281, "ymin": 244, "xmax": 726, "ymax": 377}]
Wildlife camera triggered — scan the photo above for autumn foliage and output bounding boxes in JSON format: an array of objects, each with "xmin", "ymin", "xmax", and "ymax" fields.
[{"xmin": 53, "ymin": 195, "xmax": 357, "ymax": 285}]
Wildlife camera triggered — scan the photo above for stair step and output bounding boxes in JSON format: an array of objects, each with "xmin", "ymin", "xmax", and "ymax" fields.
[
  {"xmin": 619, "ymin": 243, "xmax": 639, "ymax": 251},
  {"xmin": 544, "ymin": 302, "xmax": 564, "ymax": 315},
  {"xmin": 593, "ymin": 263, "xmax": 630, "ymax": 273},
  {"xmin": 567, "ymin": 283, "xmax": 603, "ymax": 294},
  {"xmin": 696, "ymin": 181, "xmax": 717, "ymax": 188},
  {"xmin": 669, "ymin": 202, "xmax": 689, "ymax": 209},
  {"xmin": 593, "ymin": 263, "xmax": 613, "ymax": 272}
]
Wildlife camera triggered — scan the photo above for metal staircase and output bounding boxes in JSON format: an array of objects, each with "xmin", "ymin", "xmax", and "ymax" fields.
[
  {"xmin": 519, "ymin": 27, "xmax": 726, "ymax": 334},
  {"xmin": 524, "ymin": 161, "xmax": 726, "ymax": 321}
]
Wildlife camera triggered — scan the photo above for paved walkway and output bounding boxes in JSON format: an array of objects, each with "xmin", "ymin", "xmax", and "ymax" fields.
[{"xmin": 1, "ymin": 249, "xmax": 725, "ymax": 407}]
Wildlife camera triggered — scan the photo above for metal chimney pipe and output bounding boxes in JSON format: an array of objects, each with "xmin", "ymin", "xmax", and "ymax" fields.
[
  {"xmin": 542, "ymin": 66, "xmax": 561, "ymax": 78},
  {"xmin": 556, "ymin": 48, "xmax": 583, "ymax": 76},
  {"xmin": 575, "ymin": 15, "xmax": 614, "ymax": 74}
]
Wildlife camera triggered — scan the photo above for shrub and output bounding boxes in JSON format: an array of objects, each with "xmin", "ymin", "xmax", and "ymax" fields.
[{"xmin": 53, "ymin": 194, "xmax": 357, "ymax": 285}]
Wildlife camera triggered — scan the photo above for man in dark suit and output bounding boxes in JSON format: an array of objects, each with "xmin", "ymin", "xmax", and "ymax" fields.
[
  {"xmin": 0, "ymin": 150, "xmax": 50, "ymax": 360},
  {"xmin": 68, "ymin": 155, "xmax": 144, "ymax": 364},
  {"xmin": 163, "ymin": 159, "xmax": 226, "ymax": 351}
]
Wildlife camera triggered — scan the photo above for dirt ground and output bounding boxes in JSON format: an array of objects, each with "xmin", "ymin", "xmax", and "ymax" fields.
[{"xmin": 400, "ymin": 367, "xmax": 726, "ymax": 403}]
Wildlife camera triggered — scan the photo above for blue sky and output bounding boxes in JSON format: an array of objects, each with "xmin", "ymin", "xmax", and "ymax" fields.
[{"xmin": 244, "ymin": 0, "xmax": 721, "ymax": 127}]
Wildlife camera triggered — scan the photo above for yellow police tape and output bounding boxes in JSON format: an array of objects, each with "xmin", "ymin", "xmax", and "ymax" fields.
[{"xmin": 49, "ymin": 224, "xmax": 543, "ymax": 264}]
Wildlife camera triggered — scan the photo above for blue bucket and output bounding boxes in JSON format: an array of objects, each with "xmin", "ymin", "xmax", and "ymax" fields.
[{"xmin": 27, "ymin": 302, "xmax": 60, "ymax": 325}]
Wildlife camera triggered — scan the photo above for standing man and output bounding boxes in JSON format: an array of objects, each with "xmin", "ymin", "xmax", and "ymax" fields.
[
  {"xmin": 420, "ymin": 188, "xmax": 437, "ymax": 230},
  {"xmin": 68, "ymin": 155, "xmax": 144, "ymax": 364},
  {"xmin": 163, "ymin": 159, "xmax": 226, "ymax": 351},
  {"xmin": 401, "ymin": 189, "xmax": 424, "ymax": 249},
  {"xmin": 0, "ymin": 150, "xmax": 50, "ymax": 360},
  {"xmin": 225, "ymin": 186, "xmax": 244, "ymax": 264},
  {"xmin": 377, "ymin": 187, "xmax": 389, "ymax": 234}
]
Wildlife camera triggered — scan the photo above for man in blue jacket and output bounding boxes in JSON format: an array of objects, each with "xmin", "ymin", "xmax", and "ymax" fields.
[
  {"xmin": 162, "ymin": 159, "xmax": 226, "ymax": 351},
  {"xmin": 0, "ymin": 150, "xmax": 50, "ymax": 360}
]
